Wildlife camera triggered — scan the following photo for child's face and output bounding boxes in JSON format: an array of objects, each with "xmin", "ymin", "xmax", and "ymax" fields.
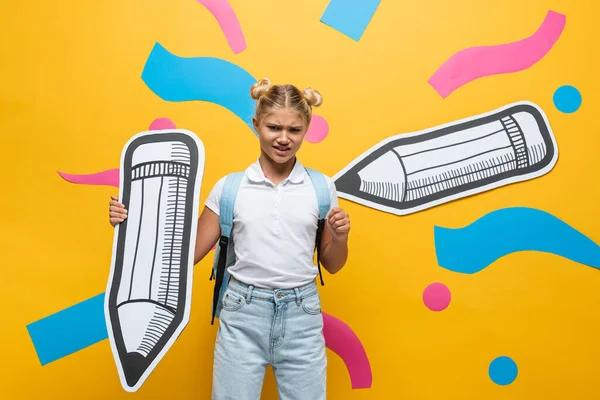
[{"xmin": 253, "ymin": 108, "xmax": 308, "ymax": 164}]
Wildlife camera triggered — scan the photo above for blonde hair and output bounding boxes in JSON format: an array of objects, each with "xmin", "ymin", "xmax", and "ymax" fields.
[{"xmin": 250, "ymin": 78, "xmax": 322, "ymax": 126}]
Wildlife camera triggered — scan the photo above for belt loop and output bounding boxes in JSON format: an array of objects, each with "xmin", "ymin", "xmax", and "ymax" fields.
[
  {"xmin": 294, "ymin": 288, "xmax": 302, "ymax": 306},
  {"xmin": 246, "ymin": 285, "xmax": 254, "ymax": 304}
]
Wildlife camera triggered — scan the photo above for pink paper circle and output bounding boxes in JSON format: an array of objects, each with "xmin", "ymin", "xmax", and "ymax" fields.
[
  {"xmin": 423, "ymin": 282, "xmax": 451, "ymax": 311},
  {"xmin": 305, "ymin": 115, "xmax": 329, "ymax": 143},
  {"xmin": 149, "ymin": 117, "xmax": 176, "ymax": 130}
]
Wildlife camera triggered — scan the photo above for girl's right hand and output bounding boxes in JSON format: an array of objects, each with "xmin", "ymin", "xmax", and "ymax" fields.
[{"xmin": 109, "ymin": 195, "xmax": 128, "ymax": 226}]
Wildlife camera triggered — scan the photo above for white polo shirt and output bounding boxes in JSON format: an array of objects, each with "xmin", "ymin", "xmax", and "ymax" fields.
[{"xmin": 205, "ymin": 159, "xmax": 338, "ymax": 289}]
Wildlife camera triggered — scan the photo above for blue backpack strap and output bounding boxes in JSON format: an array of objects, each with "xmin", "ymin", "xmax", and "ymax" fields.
[
  {"xmin": 219, "ymin": 172, "xmax": 244, "ymax": 237},
  {"xmin": 305, "ymin": 167, "xmax": 331, "ymax": 220},
  {"xmin": 305, "ymin": 167, "xmax": 331, "ymax": 286},
  {"xmin": 211, "ymin": 172, "xmax": 244, "ymax": 324}
]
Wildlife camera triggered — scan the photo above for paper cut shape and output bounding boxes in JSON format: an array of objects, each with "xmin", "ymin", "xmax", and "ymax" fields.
[
  {"xmin": 489, "ymin": 356, "xmax": 518, "ymax": 386},
  {"xmin": 323, "ymin": 313, "xmax": 372, "ymax": 389},
  {"xmin": 105, "ymin": 129, "xmax": 205, "ymax": 391},
  {"xmin": 57, "ymin": 119, "xmax": 178, "ymax": 187},
  {"xmin": 26, "ymin": 293, "xmax": 107, "ymax": 366},
  {"xmin": 306, "ymin": 115, "xmax": 329, "ymax": 143},
  {"xmin": 320, "ymin": 0, "xmax": 381, "ymax": 41},
  {"xmin": 197, "ymin": 0, "xmax": 246, "ymax": 54},
  {"xmin": 422, "ymin": 282, "xmax": 451, "ymax": 311},
  {"xmin": 141, "ymin": 42, "xmax": 256, "ymax": 131},
  {"xmin": 28, "ymin": 294, "xmax": 370, "ymax": 390},
  {"xmin": 333, "ymin": 101, "xmax": 558, "ymax": 216},
  {"xmin": 148, "ymin": 117, "xmax": 177, "ymax": 130},
  {"xmin": 553, "ymin": 85, "xmax": 582, "ymax": 113},
  {"xmin": 141, "ymin": 42, "xmax": 329, "ymax": 141},
  {"xmin": 428, "ymin": 10, "xmax": 566, "ymax": 98},
  {"xmin": 58, "ymin": 169, "xmax": 120, "ymax": 187},
  {"xmin": 434, "ymin": 207, "xmax": 600, "ymax": 274}
]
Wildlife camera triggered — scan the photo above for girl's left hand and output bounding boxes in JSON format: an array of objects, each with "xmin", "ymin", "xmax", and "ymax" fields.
[{"xmin": 326, "ymin": 207, "xmax": 350, "ymax": 242}]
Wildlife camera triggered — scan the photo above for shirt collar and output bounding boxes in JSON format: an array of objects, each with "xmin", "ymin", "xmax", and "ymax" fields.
[{"xmin": 246, "ymin": 158, "xmax": 305, "ymax": 184}]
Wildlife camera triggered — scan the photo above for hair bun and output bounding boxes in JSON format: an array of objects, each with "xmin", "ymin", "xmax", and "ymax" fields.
[
  {"xmin": 250, "ymin": 78, "xmax": 271, "ymax": 100},
  {"xmin": 303, "ymin": 88, "xmax": 323, "ymax": 107}
]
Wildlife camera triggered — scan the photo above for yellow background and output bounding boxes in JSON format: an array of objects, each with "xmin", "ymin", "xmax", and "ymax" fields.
[{"xmin": 1, "ymin": 0, "xmax": 599, "ymax": 398}]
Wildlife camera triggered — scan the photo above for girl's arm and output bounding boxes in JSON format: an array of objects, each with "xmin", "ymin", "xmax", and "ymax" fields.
[
  {"xmin": 319, "ymin": 207, "xmax": 350, "ymax": 274},
  {"xmin": 193, "ymin": 206, "xmax": 221, "ymax": 265}
]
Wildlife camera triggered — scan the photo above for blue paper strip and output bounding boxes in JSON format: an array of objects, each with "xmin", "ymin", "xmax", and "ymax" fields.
[
  {"xmin": 141, "ymin": 42, "xmax": 257, "ymax": 132},
  {"xmin": 434, "ymin": 207, "xmax": 600, "ymax": 274},
  {"xmin": 27, "ymin": 293, "xmax": 108, "ymax": 365},
  {"xmin": 320, "ymin": 0, "xmax": 381, "ymax": 41}
]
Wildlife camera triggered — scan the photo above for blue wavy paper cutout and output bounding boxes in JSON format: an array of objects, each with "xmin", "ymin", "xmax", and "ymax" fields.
[
  {"xmin": 434, "ymin": 207, "xmax": 600, "ymax": 274},
  {"xmin": 141, "ymin": 42, "xmax": 256, "ymax": 133}
]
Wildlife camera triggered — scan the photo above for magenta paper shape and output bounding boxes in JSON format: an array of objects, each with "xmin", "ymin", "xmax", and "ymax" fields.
[
  {"xmin": 197, "ymin": 0, "xmax": 247, "ymax": 54},
  {"xmin": 148, "ymin": 117, "xmax": 176, "ymax": 130},
  {"xmin": 322, "ymin": 312, "xmax": 372, "ymax": 389},
  {"xmin": 428, "ymin": 10, "xmax": 566, "ymax": 98},
  {"xmin": 422, "ymin": 282, "xmax": 451, "ymax": 311},
  {"xmin": 306, "ymin": 115, "xmax": 329, "ymax": 143},
  {"xmin": 58, "ymin": 169, "xmax": 120, "ymax": 187},
  {"xmin": 57, "ymin": 119, "xmax": 180, "ymax": 187}
]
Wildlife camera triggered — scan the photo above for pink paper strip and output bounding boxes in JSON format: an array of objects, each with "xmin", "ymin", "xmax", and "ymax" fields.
[
  {"xmin": 57, "ymin": 169, "xmax": 120, "ymax": 187},
  {"xmin": 323, "ymin": 312, "xmax": 372, "ymax": 389},
  {"xmin": 57, "ymin": 118, "xmax": 178, "ymax": 188},
  {"xmin": 197, "ymin": 0, "xmax": 247, "ymax": 54},
  {"xmin": 428, "ymin": 10, "xmax": 566, "ymax": 98},
  {"xmin": 59, "ymin": 165, "xmax": 214, "ymax": 252}
]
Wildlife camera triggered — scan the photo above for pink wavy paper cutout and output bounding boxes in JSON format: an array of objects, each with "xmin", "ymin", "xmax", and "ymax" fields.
[
  {"xmin": 306, "ymin": 115, "xmax": 329, "ymax": 143},
  {"xmin": 57, "ymin": 118, "xmax": 178, "ymax": 187},
  {"xmin": 428, "ymin": 10, "xmax": 566, "ymax": 98},
  {"xmin": 197, "ymin": 0, "xmax": 247, "ymax": 54},
  {"xmin": 58, "ymin": 169, "xmax": 120, "ymax": 187},
  {"xmin": 323, "ymin": 312, "xmax": 372, "ymax": 389}
]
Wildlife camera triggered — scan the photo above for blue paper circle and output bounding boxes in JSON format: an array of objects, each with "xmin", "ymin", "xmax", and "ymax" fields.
[
  {"xmin": 489, "ymin": 356, "xmax": 518, "ymax": 385},
  {"xmin": 553, "ymin": 85, "xmax": 582, "ymax": 113}
]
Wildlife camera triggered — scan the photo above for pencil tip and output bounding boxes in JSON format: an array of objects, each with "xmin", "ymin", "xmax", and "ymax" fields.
[
  {"xmin": 334, "ymin": 170, "xmax": 360, "ymax": 195},
  {"xmin": 123, "ymin": 352, "xmax": 149, "ymax": 388}
]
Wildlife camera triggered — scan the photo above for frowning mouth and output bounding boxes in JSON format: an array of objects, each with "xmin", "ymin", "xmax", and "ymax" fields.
[{"xmin": 273, "ymin": 145, "xmax": 291, "ymax": 155}]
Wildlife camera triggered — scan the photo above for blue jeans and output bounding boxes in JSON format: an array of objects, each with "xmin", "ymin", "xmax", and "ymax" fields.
[{"xmin": 212, "ymin": 277, "xmax": 327, "ymax": 399}]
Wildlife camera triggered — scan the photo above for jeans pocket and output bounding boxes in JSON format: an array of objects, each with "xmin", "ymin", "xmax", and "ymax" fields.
[
  {"xmin": 301, "ymin": 293, "xmax": 322, "ymax": 315},
  {"xmin": 222, "ymin": 289, "xmax": 245, "ymax": 312}
]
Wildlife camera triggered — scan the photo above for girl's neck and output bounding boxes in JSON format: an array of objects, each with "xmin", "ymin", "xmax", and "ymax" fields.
[{"xmin": 259, "ymin": 154, "xmax": 296, "ymax": 186}]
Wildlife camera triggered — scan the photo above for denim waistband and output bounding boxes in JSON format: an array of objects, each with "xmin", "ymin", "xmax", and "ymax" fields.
[{"xmin": 227, "ymin": 277, "xmax": 318, "ymax": 304}]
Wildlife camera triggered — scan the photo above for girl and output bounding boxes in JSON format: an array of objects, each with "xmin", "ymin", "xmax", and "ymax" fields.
[{"xmin": 109, "ymin": 78, "xmax": 350, "ymax": 399}]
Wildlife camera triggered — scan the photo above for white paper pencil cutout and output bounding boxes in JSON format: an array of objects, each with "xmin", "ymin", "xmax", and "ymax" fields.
[
  {"xmin": 333, "ymin": 101, "xmax": 558, "ymax": 216},
  {"xmin": 105, "ymin": 129, "xmax": 205, "ymax": 392}
]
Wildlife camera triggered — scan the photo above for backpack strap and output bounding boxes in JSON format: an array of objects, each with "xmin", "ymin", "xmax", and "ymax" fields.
[
  {"xmin": 305, "ymin": 167, "xmax": 331, "ymax": 286},
  {"xmin": 210, "ymin": 172, "xmax": 244, "ymax": 324}
]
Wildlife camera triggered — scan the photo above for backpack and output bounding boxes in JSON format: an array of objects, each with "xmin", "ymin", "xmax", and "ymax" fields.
[{"xmin": 209, "ymin": 167, "xmax": 331, "ymax": 324}]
